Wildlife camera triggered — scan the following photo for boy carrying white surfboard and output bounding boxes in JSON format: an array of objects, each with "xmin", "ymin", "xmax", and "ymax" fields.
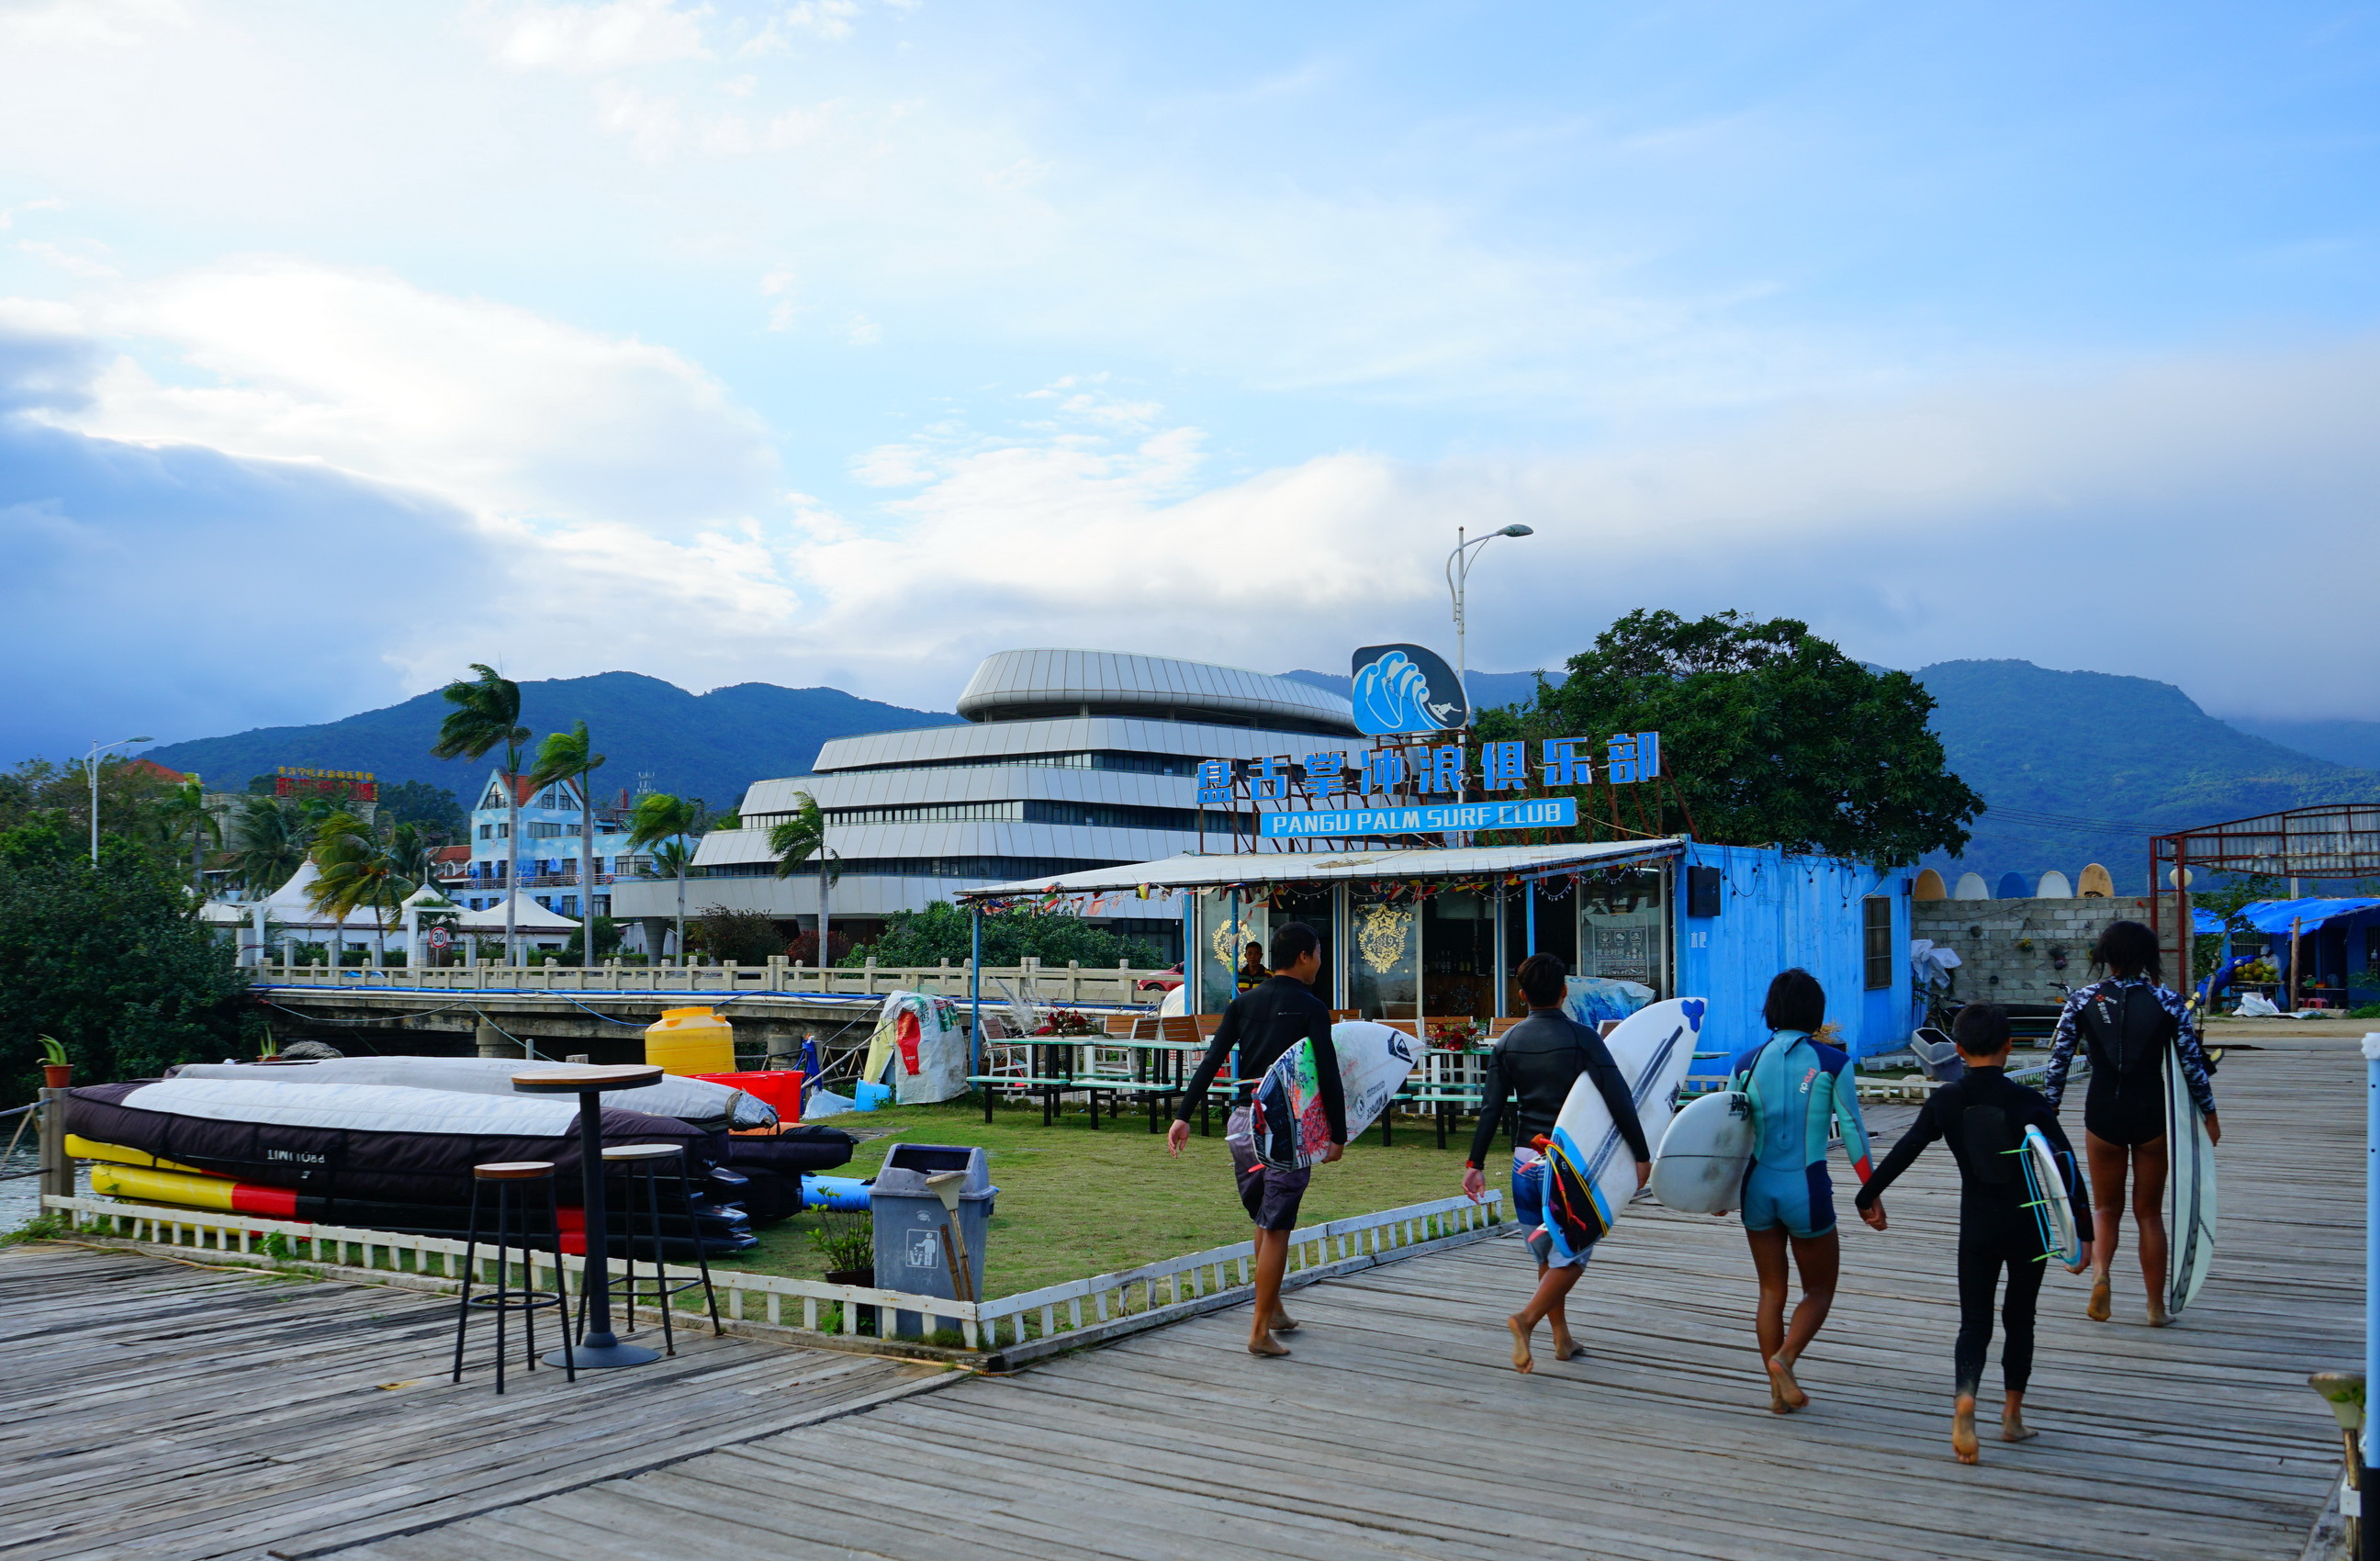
[{"xmin": 1168, "ymin": 922, "xmax": 1343, "ymax": 1358}]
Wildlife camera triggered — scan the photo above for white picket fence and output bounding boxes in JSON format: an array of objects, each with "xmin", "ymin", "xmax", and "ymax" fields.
[{"xmin": 42, "ymin": 1189, "xmax": 1502, "ymax": 1364}]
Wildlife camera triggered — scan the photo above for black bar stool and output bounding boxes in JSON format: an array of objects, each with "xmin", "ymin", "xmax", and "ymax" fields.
[
  {"xmin": 578, "ymin": 1143, "xmax": 722, "ymax": 1356},
  {"xmin": 451, "ymin": 1160, "xmax": 574, "ymax": 1394}
]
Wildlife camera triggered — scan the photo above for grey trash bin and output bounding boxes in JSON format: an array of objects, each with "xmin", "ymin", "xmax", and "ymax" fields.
[{"xmin": 870, "ymin": 1143, "xmax": 993, "ymax": 1340}]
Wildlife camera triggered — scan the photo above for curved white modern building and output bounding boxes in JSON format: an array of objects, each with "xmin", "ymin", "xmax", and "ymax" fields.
[{"xmin": 610, "ymin": 651, "xmax": 1358, "ymax": 958}]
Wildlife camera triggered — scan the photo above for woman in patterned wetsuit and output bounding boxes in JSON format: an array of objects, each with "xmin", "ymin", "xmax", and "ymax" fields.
[{"xmin": 2042, "ymin": 919, "xmax": 2220, "ymax": 1326}]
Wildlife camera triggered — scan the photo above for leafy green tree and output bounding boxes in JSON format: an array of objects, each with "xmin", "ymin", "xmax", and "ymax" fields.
[
  {"xmin": 1480, "ymin": 609, "xmax": 1982, "ymax": 866},
  {"xmin": 432, "ymin": 664, "xmax": 531, "ymax": 964},
  {"xmin": 0, "ymin": 756, "xmax": 180, "ymax": 842},
  {"xmin": 0, "ymin": 825, "xmax": 257, "ymax": 1095},
  {"xmin": 305, "ymin": 811, "xmax": 418, "ymax": 966},
  {"xmin": 529, "ymin": 721, "xmax": 607, "ymax": 936},
  {"xmin": 218, "ymin": 795, "xmax": 309, "ymax": 893},
  {"xmin": 625, "ymin": 792, "xmax": 702, "ymax": 963},
  {"xmin": 768, "ymin": 789, "xmax": 840, "ymax": 969},
  {"xmin": 561, "ymin": 915, "xmax": 625, "ymax": 964},
  {"xmin": 688, "ymin": 905, "xmax": 788, "ymax": 965},
  {"xmin": 848, "ymin": 902, "xmax": 1162, "ymax": 969}
]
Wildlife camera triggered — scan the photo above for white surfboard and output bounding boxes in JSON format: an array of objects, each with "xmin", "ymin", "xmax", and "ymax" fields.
[
  {"xmin": 1650, "ymin": 1087, "xmax": 1753, "ymax": 1215},
  {"xmin": 2165, "ymin": 1044, "xmax": 2217, "ymax": 1313},
  {"xmin": 1543, "ymin": 998, "xmax": 1708, "ymax": 1248},
  {"xmin": 2019, "ymin": 1125, "xmax": 2083, "ymax": 1268},
  {"xmin": 1251, "ymin": 1020, "xmax": 1418, "ymax": 1171}
]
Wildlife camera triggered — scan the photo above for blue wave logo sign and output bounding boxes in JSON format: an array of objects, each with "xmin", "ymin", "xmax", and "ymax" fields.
[{"xmin": 1350, "ymin": 644, "xmax": 1469, "ymax": 735}]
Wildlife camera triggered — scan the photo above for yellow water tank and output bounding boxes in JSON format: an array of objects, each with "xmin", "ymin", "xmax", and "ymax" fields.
[{"xmin": 645, "ymin": 1005, "xmax": 735, "ymax": 1076}]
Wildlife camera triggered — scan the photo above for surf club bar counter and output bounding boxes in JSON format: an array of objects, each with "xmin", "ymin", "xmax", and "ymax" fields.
[{"xmin": 960, "ymin": 837, "xmax": 1917, "ymax": 1066}]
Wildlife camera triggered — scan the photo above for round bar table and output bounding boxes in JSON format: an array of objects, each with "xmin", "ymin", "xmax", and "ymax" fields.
[{"xmin": 513, "ymin": 1063, "xmax": 667, "ymax": 1369}]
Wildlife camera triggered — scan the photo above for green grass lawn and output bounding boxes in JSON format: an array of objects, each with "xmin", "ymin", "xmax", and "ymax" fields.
[{"xmin": 708, "ymin": 1097, "xmax": 1507, "ymax": 1299}]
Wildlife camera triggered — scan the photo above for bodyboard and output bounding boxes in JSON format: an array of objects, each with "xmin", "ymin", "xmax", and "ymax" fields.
[{"xmin": 1650, "ymin": 1088, "xmax": 1754, "ymax": 1215}]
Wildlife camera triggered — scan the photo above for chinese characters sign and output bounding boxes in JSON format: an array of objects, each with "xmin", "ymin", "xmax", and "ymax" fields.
[{"xmin": 1197, "ymin": 733, "xmax": 1659, "ymax": 811}]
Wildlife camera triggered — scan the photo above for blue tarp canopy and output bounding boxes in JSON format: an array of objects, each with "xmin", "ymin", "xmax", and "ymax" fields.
[{"xmin": 2192, "ymin": 897, "xmax": 2380, "ymax": 936}]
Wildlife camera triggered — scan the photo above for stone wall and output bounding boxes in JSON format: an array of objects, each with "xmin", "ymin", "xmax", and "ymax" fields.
[{"xmin": 1912, "ymin": 895, "xmax": 2156, "ymax": 1007}]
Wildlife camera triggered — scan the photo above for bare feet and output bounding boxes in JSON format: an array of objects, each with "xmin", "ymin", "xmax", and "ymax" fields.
[
  {"xmin": 1952, "ymin": 1395, "xmax": 1981, "ymax": 1465},
  {"xmin": 2086, "ymin": 1275, "xmax": 2111, "ymax": 1322},
  {"xmin": 1766, "ymin": 1354, "xmax": 1808, "ymax": 1412},
  {"xmin": 1247, "ymin": 1331, "xmax": 1290, "ymax": 1357},
  {"xmin": 2002, "ymin": 1409, "xmax": 2037, "ymax": 1443},
  {"xmin": 2145, "ymin": 1293, "xmax": 2172, "ymax": 1328},
  {"xmin": 1507, "ymin": 1314, "xmax": 1534, "ymax": 1374},
  {"xmin": 1266, "ymin": 1309, "xmax": 1298, "ymax": 1333},
  {"xmin": 1549, "ymin": 1327, "xmax": 1583, "ymax": 1363}
]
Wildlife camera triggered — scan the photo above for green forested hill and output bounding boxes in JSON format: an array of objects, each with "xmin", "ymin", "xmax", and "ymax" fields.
[
  {"xmin": 143, "ymin": 672, "xmax": 959, "ymax": 810},
  {"xmin": 1912, "ymin": 659, "xmax": 2379, "ymax": 892}
]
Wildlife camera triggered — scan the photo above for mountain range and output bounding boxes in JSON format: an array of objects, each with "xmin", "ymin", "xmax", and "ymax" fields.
[
  {"xmin": 140, "ymin": 660, "xmax": 2375, "ymax": 892},
  {"xmin": 142, "ymin": 673, "xmax": 960, "ymax": 810}
]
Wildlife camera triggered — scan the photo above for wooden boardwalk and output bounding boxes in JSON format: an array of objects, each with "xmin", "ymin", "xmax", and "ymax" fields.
[{"xmin": 4, "ymin": 1036, "xmax": 2361, "ymax": 1560}]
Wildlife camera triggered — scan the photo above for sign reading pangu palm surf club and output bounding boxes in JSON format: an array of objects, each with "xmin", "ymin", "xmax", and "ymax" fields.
[{"xmin": 1263, "ymin": 798, "xmax": 1578, "ymax": 839}]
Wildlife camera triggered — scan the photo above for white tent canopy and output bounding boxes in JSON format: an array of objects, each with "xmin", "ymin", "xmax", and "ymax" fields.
[{"xmin": 455, "ymin": 893, "xmax": 579, "ymax": 930}]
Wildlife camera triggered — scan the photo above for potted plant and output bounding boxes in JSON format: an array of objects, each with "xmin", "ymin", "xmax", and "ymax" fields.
[
  {"xmin": 809, "ymin": 1207, "xmax": 873, "ymax": 1286},
  {"xmin": 38, "ymin": 1035, "xmax": 70, "ymax": 1089}
]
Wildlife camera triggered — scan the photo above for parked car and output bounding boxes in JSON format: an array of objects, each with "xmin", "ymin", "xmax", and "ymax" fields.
[{"xmin": 1138, "ymin": 963, "xmax": 1184, "ymax": 993}]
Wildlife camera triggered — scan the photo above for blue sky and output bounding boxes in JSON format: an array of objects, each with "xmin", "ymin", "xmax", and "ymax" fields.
[{"xmin": 3, "ymin": 0, "xmax": 2376, "ymax": 763}]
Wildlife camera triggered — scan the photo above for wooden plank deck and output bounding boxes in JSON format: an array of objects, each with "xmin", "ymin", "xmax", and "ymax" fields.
[
  {"xmin": 0, "ymin": 1245, "xmax": 944, "ymax": 1561},
  {"xmin": 5, "ymin": 1036, "xmax": 2360, "ymax": 1560}
]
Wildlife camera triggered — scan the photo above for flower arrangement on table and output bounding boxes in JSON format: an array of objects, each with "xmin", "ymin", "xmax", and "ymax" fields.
[
  {"xmin": 1033, "ymin": 1008, "xmax": 1106, "ymax": 1038},
  {"xmin": 1426, "ymin": 1019, "xmax": 1481, "ymax": 1050}
]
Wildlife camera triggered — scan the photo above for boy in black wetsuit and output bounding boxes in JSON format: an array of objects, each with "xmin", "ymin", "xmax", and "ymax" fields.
[
  {"xmin": 1857, "ymin": 1004, "xmax": 2092, "ymax": 1464},
  {"xmin": 1170, "ymin": 921, "xmax": 1343, "ymax": 1358},
  {"xmin": 1459, "ymin": 954, "xmax": 1649, "ymax": 1374}
]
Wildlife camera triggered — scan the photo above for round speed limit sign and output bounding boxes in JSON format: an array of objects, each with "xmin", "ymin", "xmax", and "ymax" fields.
[{"xmin": 427, "ymin": 927, "xmax": 452, "ymax": 950}]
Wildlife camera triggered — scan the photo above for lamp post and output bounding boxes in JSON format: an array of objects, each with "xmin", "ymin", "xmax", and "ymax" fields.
[
  {"xmin": 86, "ymin": 736, "xmax": 153, "ymax": 864},
  {"xmin": 1444, "ymin": 524, "xmax": 1534, "ymax": 707}
]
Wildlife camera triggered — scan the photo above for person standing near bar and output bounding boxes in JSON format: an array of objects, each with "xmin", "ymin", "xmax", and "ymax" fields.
[
  {"xmin": 1169, "ymin": 921, "xmax": 1343, "ymax": 1357},
  {"xmin": 2042, "ymin": 918, "xmax": 2218, "ymax": 1326},
  {"xmin": 1461, "ymin": 954, "xmax": 1650, "ymax": 1374},
  {"xmin": 1237, "ymin": 939, "xmax": 1268, "ymax": 994}
]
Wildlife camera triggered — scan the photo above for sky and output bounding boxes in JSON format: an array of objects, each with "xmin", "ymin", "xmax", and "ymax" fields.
[{"xmin": 3, "ymin": 0, "xmax": 2376, "ymax": 763}]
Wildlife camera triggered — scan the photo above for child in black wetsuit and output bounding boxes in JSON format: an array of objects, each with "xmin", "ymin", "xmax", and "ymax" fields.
[{"xmin": 1856, "ymin": 1005, "xmax": 2092, "ymax": 1464}]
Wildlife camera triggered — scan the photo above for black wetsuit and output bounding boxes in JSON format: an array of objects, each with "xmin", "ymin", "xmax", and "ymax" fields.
[
  {"xmin": 1178, "ymin": 976, "xmax": 1344, "ymax": 1231},
  {"xmin": 1857, "ymin": 1065, "xmax": 2094, "ymax": 1397},
  {"xmin": 1465, "ymin": 1009, "xmax": 1648, "ymax": 1170}
]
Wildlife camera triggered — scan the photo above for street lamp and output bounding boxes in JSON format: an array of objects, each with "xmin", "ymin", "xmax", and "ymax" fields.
[
  {"xmin": 1445, "ymin": 524, "xmax": 1534, "ymax": 709},
  {"xmin": 87, "ymin": 736, "xmax": 153, "ymax": 864}
]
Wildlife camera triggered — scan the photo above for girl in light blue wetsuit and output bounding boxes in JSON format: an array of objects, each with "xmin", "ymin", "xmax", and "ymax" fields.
[{"xmin": 1728, "ymin": 968, "xmax": 1873, "ymax": 1415}]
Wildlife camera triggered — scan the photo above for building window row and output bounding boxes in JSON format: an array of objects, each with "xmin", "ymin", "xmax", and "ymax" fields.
[
  {"xmin": 832, "ymin": 749, "xmax": 1204, "ymax": 779},
  {"xmin": 703, "ymin": 856, "xmax": 1124, "ymax": 881},
  {"xmin": 820, "ymin": 799, "xmax": 1248, "ymax": 832}
]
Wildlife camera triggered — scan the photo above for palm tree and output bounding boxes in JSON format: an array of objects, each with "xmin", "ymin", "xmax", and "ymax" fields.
[
  {"xmin": 625, "ymin": 792, "xmax": 701, "ymax": 964},
  {"xmin": 305, "ymin": 811, "xmax": 418, "ymax": 966},
  {"xmin": 431, "ymin": 664, "xmax": 531, "ymax": 966},
  {"xmin": 220, "ymin": 796, "xmax": 309, "ymax": 894},
  {"xmin": 769, "ymin": 790, "xmax": 840, "ymax": 965},
  {"xmin": 529, "ymin": 721, "xmax": 606, "ymax": 953},
  {"xmin": 149, "ymin": 778, "xmax": 220, "ymax": 897}
]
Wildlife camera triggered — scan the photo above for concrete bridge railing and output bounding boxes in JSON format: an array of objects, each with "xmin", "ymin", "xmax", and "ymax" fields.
[{"xmin": 250, "ymin": 957, "xmax": 1173, "ymax": 1008}]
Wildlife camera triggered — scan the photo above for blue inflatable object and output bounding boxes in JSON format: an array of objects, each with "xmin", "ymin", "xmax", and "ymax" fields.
[
  {"xmin": 854, "ymin": 1080, "xmax": 893, "ymax": 1112},
  {"xmin": 802, "ymin": 1174, "xmax": 873, "ymax": 1212}
]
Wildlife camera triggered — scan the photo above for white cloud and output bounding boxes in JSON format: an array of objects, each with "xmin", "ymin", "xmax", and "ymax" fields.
[
  {"xmin": 477, "ymin": 0, "xmax": 713, "ymax": 73},
  {"xmin": 50, "ymin": 256, "xmax": 778, "ymax": 533},
  {"xmin": 0, "ymin": 0, "xmax": 185, "ymax": 51}
]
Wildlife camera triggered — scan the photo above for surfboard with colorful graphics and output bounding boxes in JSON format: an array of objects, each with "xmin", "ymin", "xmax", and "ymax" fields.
[
  {"xmin": 1543, "ymin": 997, "xmax": 1707, "ymax": 1254},
  {"xmin": 1251, "ymin": 1020, "xmax": 1417, "ymax": 1171}
]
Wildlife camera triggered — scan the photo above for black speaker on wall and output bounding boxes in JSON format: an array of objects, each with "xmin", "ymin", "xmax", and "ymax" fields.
[{"xmin": 1686, "ymin": 865, "xmax": 1723, "ymax": 918}]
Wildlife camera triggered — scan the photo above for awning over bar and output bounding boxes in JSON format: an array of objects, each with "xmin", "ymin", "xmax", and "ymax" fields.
[{"xmin": 957, "ymin": 837, "xmax": 1687, "ymax": 902}]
